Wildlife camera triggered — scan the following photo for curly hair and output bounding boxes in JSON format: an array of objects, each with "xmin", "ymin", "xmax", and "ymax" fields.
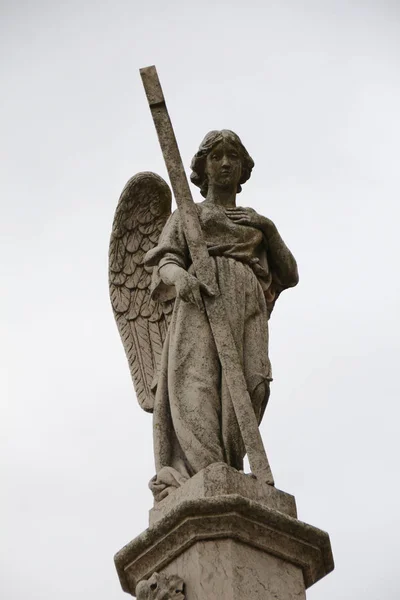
[{"xmin": 190, "ymin": 130, "xmax": 255, "ymax": 198}]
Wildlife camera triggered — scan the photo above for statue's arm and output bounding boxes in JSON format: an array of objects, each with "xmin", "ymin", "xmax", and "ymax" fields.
[
  {"xmin": 159, "ymin": 263, "xmax": 214, "ymax": 311},
  {"xmin": 262, "ymin": 221, "xmax": 299, "ymax": 288},
  {"xmin": 158, "ymin": 262, "xmax": 188, "ymax": 285},
  {"xmin": 225, "ymin": 207, "xmax": 298, "ymax": 288},
  {"xmin": 145, "ymin": 211, "xmax": 213, "ymax": 311}
]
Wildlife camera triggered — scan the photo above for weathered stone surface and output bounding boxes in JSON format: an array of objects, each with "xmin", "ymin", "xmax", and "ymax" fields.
[
  {"xmin": 109, "ymin": 122, "xmax": 299, "ymax": 498},
  {"xmin": 115, "ymin": 492, "xmax": 334, "ymax": 597},
  {"xmin": 111, "ymin": 68, "xmax": 333, "ymax": 600},
  {"xmin": 162, "ymin": 540, "xmax": 306, "ymax": 600},
  {"xmin": 149, "ymin": 462, "xmax": 297, "ymax": 525},
  {"xmin": 136, "ymin": 572, "xmax": 185, "ymax": 600}
]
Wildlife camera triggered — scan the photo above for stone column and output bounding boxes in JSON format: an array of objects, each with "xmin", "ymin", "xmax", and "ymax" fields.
[{"xmin": 115, "ymin": 463, "xmax": 334, "ymax": 599}]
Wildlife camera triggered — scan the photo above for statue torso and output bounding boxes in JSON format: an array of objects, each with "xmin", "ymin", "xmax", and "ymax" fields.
[{"xmin": 196, "ymin": 201, "xmax": 265, "ymax": 264}]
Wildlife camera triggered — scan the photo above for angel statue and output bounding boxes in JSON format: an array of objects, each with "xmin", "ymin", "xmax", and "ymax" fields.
[{"xmin": 109, "ymin": 130, "xmax": 299, "ymax": 501}]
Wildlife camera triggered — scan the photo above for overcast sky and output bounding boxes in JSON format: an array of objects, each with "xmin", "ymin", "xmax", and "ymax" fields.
[{"xmin": 2, "ymin": 1, "xmax": 400, "ymax": 599}]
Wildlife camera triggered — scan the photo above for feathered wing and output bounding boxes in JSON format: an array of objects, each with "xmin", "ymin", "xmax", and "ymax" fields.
[{"xmin": 109, "ymin": 172, "xmax": 173, "ymax": 413}]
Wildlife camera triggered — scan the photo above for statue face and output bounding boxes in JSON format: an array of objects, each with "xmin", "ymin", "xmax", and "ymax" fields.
[{"xmin": 205, "ymin": 139, "xmax": 242, "ymax": 191}]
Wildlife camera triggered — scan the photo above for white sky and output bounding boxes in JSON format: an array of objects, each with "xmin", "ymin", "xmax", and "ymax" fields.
[{"xmin": 1, "ymin": 1, "xmax": 400, "ymax": 599}]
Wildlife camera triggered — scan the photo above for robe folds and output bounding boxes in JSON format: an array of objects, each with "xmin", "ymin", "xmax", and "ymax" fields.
[{"xmin": 145, "ymin": 201, "xmax": 295, "ymax": 501}]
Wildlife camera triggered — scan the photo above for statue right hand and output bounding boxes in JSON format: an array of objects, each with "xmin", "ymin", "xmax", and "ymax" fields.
[{"xmin": 175, "ymin": 271, "xmax": 214, "ymax": 311}]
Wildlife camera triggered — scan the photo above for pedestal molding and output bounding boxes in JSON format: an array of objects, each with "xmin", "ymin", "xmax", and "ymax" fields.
[{"xmin": 115, "ymin": 494, "xmax": 334, "ymax": 594}]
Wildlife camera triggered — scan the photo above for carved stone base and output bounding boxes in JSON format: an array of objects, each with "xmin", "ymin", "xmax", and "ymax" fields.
[
  {"xmin": 149, "ymin": 462, "xmax": 297, "ymax": 525},
  {"xmin": 115, "ymin": 464, "xmax": 334, "ymax": 599}
]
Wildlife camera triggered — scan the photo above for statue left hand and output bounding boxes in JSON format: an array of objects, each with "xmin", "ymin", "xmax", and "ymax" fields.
[{"xmin": 225, "ymin": 207, "xmax": 276, "ymax": 235}]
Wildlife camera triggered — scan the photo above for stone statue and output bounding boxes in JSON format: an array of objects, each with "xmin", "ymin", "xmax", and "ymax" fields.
[
  {"xmin": 112, "ymin": 68, "xmax": 334, "ymax": 600},
  {"xmin": 109, "ymin": 129, "xmax": 298, "ymax": 501}
]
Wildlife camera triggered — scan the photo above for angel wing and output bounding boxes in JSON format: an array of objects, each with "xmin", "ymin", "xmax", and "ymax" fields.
[{"xmin": 109, "ymin": 172, "xmax": 173, "ymax": 413}]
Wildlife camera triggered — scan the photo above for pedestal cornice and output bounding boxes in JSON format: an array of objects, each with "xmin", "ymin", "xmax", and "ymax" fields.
[{"xmin": 115, "ymin": 493, "xmax": 334, "ymax": 595}]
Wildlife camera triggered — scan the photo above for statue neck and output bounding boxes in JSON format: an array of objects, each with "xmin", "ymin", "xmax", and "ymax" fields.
[{"xmin": 205, "ymin": 185, "xmax": 237, "ymax": 207}]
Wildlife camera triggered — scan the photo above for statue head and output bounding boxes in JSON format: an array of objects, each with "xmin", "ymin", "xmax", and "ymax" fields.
[{"xmin": 190, "ymin": 130, "xmax": 254, "ymax": 198}]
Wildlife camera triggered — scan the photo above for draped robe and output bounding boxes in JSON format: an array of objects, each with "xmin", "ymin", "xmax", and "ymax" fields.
[{"xmin": 145, "ymin": 201, "xmax": 297, "ymax": 500}]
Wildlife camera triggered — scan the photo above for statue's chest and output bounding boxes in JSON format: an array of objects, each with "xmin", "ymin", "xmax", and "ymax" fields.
[{"xmin": 200, "ymin": 207, "xmax": 262, "ymax": 248}]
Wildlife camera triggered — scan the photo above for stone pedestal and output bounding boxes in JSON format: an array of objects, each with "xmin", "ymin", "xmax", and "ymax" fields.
[{"xmin": 115, "ymin": 463, "xmax": 334, "ymax": 599}]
